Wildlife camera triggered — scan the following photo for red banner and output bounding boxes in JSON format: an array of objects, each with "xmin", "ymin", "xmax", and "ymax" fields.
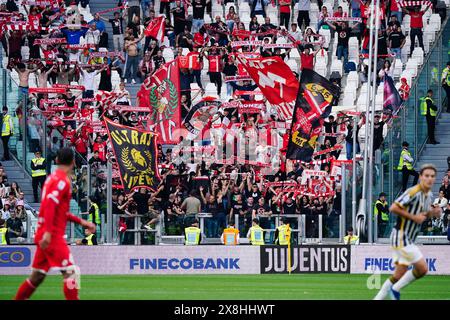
[
  {"xmin": 29, "ymin": 87, "xmax": 66, "ymax": 94},
  {"xmin": 237, "ymin": 55, "xmax": 299, "ymax": 119},
  {"xmin": 139, "ymin": 59, "xmax": 181, "ymax": 144},
  {"xmin": 144, "ymin": 16, "xmax": 165, "ymax": 42},
  {"xmin": 53, "ymin": 84, "xmax": 85, "ymax": 91}
]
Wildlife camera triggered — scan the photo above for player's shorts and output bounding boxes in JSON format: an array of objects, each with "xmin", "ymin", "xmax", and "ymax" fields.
[
  {"xmin": 391, "ymin": 244, "xmax": 424, "ymax": 266},
  {"xmin": 32, "ymin": 242, "xmax": 75, "ymax": 274}
]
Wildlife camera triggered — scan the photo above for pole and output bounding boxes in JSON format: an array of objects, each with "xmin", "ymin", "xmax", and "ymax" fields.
[
  {"xmin": 106, "ymin": 161, "xmax": 113, "ymax": 243},
  {"xmin": 367, "ymin": 0, "xmax": 381, "ymax": 244},
  {"xmin": 22, "ymin": 95, "xmax": 27, "ymax": 166},
  {"xmin": 352, "ymin": 115, "xmax": 359, "ymax": 230},
  {"xmin": 2, "ymin": 69, "xmax": 6, "ymax": 107},
  {"xmin": 341, "ymin": 164, "xmax": 347, "ymax": 240},
  {"xmin": 360, "ymin": 0, "xmax": 377, "ymax": 235}
]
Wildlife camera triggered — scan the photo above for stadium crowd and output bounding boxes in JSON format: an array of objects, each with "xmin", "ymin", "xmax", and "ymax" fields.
[{"xmin": 0, "ymin": 0, "xmax": 449, "ymax": 245}]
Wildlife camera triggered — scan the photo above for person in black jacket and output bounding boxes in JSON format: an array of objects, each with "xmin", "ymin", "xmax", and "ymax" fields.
[
  {"xmin": 229, "ymin": 80, "xmax": 258, "ymax": 101},
  {"xmin": 222, "ymin": 57, "xmax": 238, "ymax": 97},
  {"xmin": 424, "ymin": 89, "xmax": 439, "ymax": 144}
]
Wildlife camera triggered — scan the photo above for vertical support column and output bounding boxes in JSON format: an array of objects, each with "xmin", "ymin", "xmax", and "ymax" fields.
[
  {"xmin": 297, "ymin": 215, "xmax": 301, "ymax": 244},
  {"xmin": 352, "ymin": 115, "xmax": 359, "ymax": 231},
  {"xmin": 2, "ymin": 69, "xmax": 6, "ymax": 107},
  {"xmin": 318, "ymin": 214, "xmax": 323, "ymax": 244},
  {"xmin": 301, "ymin": 214, "xmax": 306, "ymax": 243},
  {"xmin": 341, "ymin": 165, "xmax": 346, "ymax": 242},
  {"xmin": 22, "ymin": 95, "xmax": 27, "ymax": 167},
  {"xmin": 106, "ymin": 161, "xmax": 112, "ymax": 243}
]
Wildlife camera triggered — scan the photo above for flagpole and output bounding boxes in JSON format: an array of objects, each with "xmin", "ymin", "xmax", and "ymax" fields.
[
  {"xmin": 367, "ymin": 0, "xmax": 381, "ymax": 245},
  {"xmin": 359, "ymin": 0, "xmax": 376, "ymax": 240}
]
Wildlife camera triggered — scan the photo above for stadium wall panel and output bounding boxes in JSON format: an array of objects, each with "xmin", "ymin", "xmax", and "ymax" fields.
[{"xmin": 1, "ymin": 245, "xmax": 449, "ymax": 275}]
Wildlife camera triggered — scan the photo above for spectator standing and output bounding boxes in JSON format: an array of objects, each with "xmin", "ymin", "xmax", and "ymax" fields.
[
  {"xmin": 420, "ymin": 89, "xmax": 439, "ymax": 144},
  {"xmin": 441, "ymin": 61, "xmax": 450, "ymax": 113},
  {"xmin": 6, "ymin": 210, "xmax": 23, "ymax": 243},
  {"xmin": 1, "ymin": 106, "xmax": 14, "ymax": 161},
  {"xmin": 374, "ymin": 192, "xmax": 389, "ymax": 237},
  {"xmin": 250, "ymin": 0, "xmax": 267, "ymax": 18},
  {"xmin": 297, "ymin": 0, "xmax": 310, "ymax": 30},
  {"xmin": 388, "ymin": 25, "xmax": 406, "ymax": 60},
  {"xmin": 103, "ymin": 11, "xmax": 125, "ymax": 52},
  {"xmin": 31, "ymin": 150, "xmax": 47, "ymax": 203},
  {"xmin": 172, "ymin": 1, "xmax": 187, "ymax": 36},
  {"xmin": 403, "ymin": 4, "xmax": 430, "ymax": 56},
  {"xmin": 127, "ymin": 0, "xmax": 140, "ymax": 24},
  {"xmin": 279, "ymin": 0, "xmax": 291, "ymax": 30},
  {"xmin": 222, "ymin": 57, "xmax": 238, "ymax": 97},
  {"xmin": 160, "ymin": 0, "xmax": 172, "ymax": 22},
  {"xmin": 192, "ymin": 0, "xmax": 207, "ymax": 33},
  {"xmin": 397, "ymin": 141, "xmax": 419, "ymax": 191},
  {"xmin": 124, "ymin": 35, "xmax": 141, "ymax": 84}
]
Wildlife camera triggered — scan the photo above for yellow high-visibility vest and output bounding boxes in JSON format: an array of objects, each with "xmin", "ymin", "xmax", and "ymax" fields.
[
  {"xmin": 420, "ymin": 96, "xmax": 436, "ymax": 116},
  {"xmin": 374, "ymin": 200, "xmax": 389, "ymax": 222},
  {"xmin": 31, "ymin": 158, "xmax": 46, "ymax": 177},
  {"xmin": 184, "ymin": 226, "xmax": 201, "ymax": 245},
  {"xmin": 85, "ymin": 234, "xmax": 95, "ymax": 245},
  {"xmin": 249, "ymin": 225, "xmax": 265, "ymax": 245},
  {"xmin": 277, "ymin": 224, "xmax": 291, "ymax": 245},
  {"xmin": 397, "ymin": 149, "xmax": 413, "ymax": 170},
  {"xmin": 1, "ymin": 114, "xmax": 12, "ymax": 136},
  {"xmin": 344, "ymin": 235, "xmax": 359, "ymax": 244},
  {"xmin": 0, "ymin": 227, "xmax": 7, "ymax": 245},
  {"xmin": 88, "ymin": 203, "xmax": 101, "ymax": 225}
]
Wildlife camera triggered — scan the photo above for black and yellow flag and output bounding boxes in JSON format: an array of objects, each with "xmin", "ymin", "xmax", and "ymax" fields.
[
  {"xmin": 286, "ymin": 69, "xmax": 340, "ymax": 162},
  {"xmin": 105, "ymin": 119, "xmax": 161, "ymax": 194}
]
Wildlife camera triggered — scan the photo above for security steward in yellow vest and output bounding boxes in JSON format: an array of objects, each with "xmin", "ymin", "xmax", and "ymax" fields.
[
  {"xmin": 0, "ymin": 219, "xmax": 8, "ymax": 245},
  {"xmin": 374, "ymin": 192, "xmax": 389, "ymax": 238},
  {"xmin": 421, "ymin": 89, "xmax": 439, "ymax": 145},
  {"xmin": 31, "ymin": 150, "xmax": 47, "ymax": 203},
  {"xmin": 274, "ymin": 217, "xmax": 291, "ymax": 245},
  {"xmin": 1, "ymin": 106, "xmax": 13, "ymax": 161},
  {"xmin": 397, "ymin": 141, "xmax": 419, "ymax": 192},
  {"xmin": 343, "ymin": 227, "xmax": 359, "ymax": 245},
  {"xmin": 221, "ymin": 222, "xmax": 240, "ymax": 245},
  {"xmin": 88, "ymin": 196, "xmax": 101, "ymax": 234},
  {"xmin": 441, "ymin": 61, "xmax": 450, "ymax": 112},
  {"xmin": 80, "ymin": 228, "xmax": 97, "ymax": 245},
  {"xmin": 247, "ymin": 218, "xmax": 265, "ymax": 245},
  {"xmin": 184, "ymin": 219, "xmax": 201, "ymax": 245}
]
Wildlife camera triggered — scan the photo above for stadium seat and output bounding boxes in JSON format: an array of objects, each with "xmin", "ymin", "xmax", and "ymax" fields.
[
  {"xmin": 429, "ymin": 14, "xmax": 441, "ymax": 31},
  {"xmin": 330, "ymin": 58, "xmax": 343, "ymax": 77},
  {"xmin": 286, "ymin": 59, "xmax": 299, "ymax": 73},
  {"xmin": 405, "ymin": 59, "xmax": 418, "ymax": 78},
  {"xmin": 411, "ymin": 48, "xmax": 424, "ymax": 66},
  {"xmin": 314, "ymin": 60, "xmax": 327, "ymax": 77},
  {"xmin": 163, "ymin": 48, "xmax": 174, "ymax": 61},
  {"xmin": 205, "ymin": 83, "xmax": 219, "ymax": 98},
  {"xmin": 239, "ymin": 2, "xmax": 251, "ymax": 16},
  {"xmin": 319, "ymin": 28, "xmax": 331, "ymax": 49},
  {"xmin": 392, "ymin": 59, "xmax": 403, "ymax": 79}
]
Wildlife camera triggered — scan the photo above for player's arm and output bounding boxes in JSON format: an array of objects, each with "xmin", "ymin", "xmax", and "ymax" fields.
[
  {"xmin": 389, "ymin": 202, "xmax": 429, "ymax": 224},
  {"xmin": 67, "ymin": 212, "xmax": 96, "ymax": 233}
]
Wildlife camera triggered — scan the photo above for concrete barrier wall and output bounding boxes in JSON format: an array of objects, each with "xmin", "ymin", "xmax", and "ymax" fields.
[{"xmin": 1, "ymin": 244, "xmax": 449, "ymax": 275}]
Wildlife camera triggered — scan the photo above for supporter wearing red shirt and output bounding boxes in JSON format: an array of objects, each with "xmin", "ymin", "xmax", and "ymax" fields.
[
  {"xmin": 300, "ymin": 47, "xmax": 317, "ymax": 71},
  {"xmin": 403, "ymin": 5, "xmax": 430, "ymax": 55},
  {"xmin": 279, "ymin": 0, "xmax": 291, "ymax": 29},
  {"xmin": 205, "ymin": 46, "xmax": 224, "ymax": 96},
  {"xmin": 92, "ymin": 135, "xmax": 107, "ymax": 162},
  {"xmin": 15, "ymin": 148, "xmax": 95, "ymax": 300}
]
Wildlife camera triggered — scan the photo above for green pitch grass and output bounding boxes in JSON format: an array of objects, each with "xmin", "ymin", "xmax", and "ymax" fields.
[{"xmin": 0, "ymin": 274, "xmax": 449, "ymax": 300}]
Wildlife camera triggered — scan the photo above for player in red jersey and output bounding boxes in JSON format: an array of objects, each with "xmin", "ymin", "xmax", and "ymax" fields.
[{"xmin": 15, "ymin": 148, "xmax": 96, "ymax": 300}]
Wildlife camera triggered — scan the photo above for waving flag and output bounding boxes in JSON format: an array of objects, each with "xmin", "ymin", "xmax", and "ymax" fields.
[
  {"xmin": 383, "ymin": 75, "xmax": 403, "ymax": 114},
  {"xmin": 105, "ymin": 119, "xmax": 161, "ymax": 193},
  {"xmin": 236, "ymin": 55, "xmax": 299, "ymax": 120},
  {"xmin": 144, "ymin": 16, "xmax": 165, "ymax": 43},
  {"xmin": 286, "ymin": 69, "xmax": 340, "ymax": 161},
  {"xmin": 138, "ymin": 59, "xmax": 181, "ymax": 144}
]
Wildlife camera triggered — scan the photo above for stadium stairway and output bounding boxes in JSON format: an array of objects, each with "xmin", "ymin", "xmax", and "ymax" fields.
[
  {"xmin": 416, "ymin": 112, "xmax": 450, "ymax": 194},
  {"xmin": 0, "ymin": 160, "xmax": 40, "ymax": 212}
]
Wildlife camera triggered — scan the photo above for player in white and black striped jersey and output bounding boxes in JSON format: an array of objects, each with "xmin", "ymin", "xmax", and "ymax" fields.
[{"xmin": 374, "ymin": 164, "xmax": 441, "ymax": 300}]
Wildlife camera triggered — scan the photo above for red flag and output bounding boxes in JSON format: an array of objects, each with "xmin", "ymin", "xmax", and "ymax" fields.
[
  {"xmin": 138, "ymin": 60, "xmax": 181, "ymax": 144},
  {"xmin": 236, "ymin": 55, "xmax": 299, "ymax": 119},
  {"xmin": 144, "ymin": 16, "xmax": 165, "ymax": 43}
]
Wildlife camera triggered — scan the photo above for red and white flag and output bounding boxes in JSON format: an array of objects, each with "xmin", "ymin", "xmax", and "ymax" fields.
[
  {"xmin": 138, "ymin": 59, "xmax": 181, "ymax": 144},
  {"xmin": 144, "ymin": 16, "xmax": 165, "ymax": 43},
  {"xmin": 236, "ymin": 55, "xmax": 299, "ymax": 119}
]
